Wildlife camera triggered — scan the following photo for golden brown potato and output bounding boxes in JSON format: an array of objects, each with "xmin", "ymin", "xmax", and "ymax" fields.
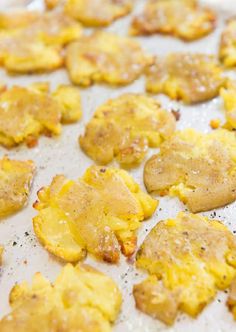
[
  {"xmin": 45, "ymin": 0, "xmax": 60, "ymax": 9},
  {"xmin": 66, "ymin": 31, "xmax": 153, "ymax": 86},
  {"xmin": 134, "ymin": 212, "xmax": 236, "ymax": 325},
  {"xmin": 0, "ymin": 83, "xmax": 81, "ymax": 148},
  {"xmin": 221, "ymin": 80, "xmax": 236, "ymax": 130},
  {"xmin": 0, "ymin": 11, "xmax": 40, "ymax": 29},
  {"xmin": 144, "ymin": 128, "xmax": 236, "ymax": 213},
  {"xmin": 0, "ymin": 263, "xmax": 122, "ymax": 332},
  {"xmin": 80, "ymin": 93, "xmax": 176, "ymax": 166},
  {"xmin": 227, "ymin": 277, "xmax": 236, "ymax": 320},
  {"xmin": 0, "ymin": 11, "xmax": 82, "ymax": 73},
  {"xmin": 33, "ymin": 165, "xmax": 158, "ymax": 263},
  {"xmin": 146, "ymin": 53, "xmax": 226, "ymax": 104},
  {"xmin": 65, "ymin": 0, "xmax": 133, "ymax": 27},
  {"xmin": 0, "ymin": 156, "xmax": 35, "ymax": 217},
  {"xmin": 0, "ymin": 246, "xmax": 3, "ymax": 264},
  {"xmin": 219, "ymin": 18, "xmax": 236, "ymax": 67},
  {"xmin": 130, "ymin": 0, "xmax": 216, "ymax": 40}
]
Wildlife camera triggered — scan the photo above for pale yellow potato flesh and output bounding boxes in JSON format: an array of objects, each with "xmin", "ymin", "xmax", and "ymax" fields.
[
  {"xmin": 144, "ymin": 128, "xmax": 236, "ymax": 212},
  {"xmin": 146, "ymin": 53, "xmax": 226, "ymax": 104},
  {"xmin": 66, "ymin": 31, "xmax": 153, "ymax": 86},
  {"xmin": 0, "ymin": 11, "xmax": 82, "ymax": 73},
  {"xmin": 0, "ymin": 263, "xmax": 122, "ymax": 332},
  {"xmin": 219, "ymin": 18, "xmax": 236, "ymax": 67},
  {"xmin": 0, "ymin": 83, "xmax": 81, "ymax": 148},
  {"xmin": 33, "ymin": 165, "xmax": 158, "ymax": 263},
  {"xmin": 134, "ymin": 212, "xmax": 236, "ymax": 325},
  {"xmin": 130, "ymin": 0, "xmax": 216, "ymax": 40},
  {"xmin": 0, "ymin": 156, "xmax": 35, "ymax": 218},
  {"xmin": 65, "ymin": 0, "xmax": 133, "ymax": 27},
  {"xmin": 221, "ymin": 80, "xmax": 236, "ymax": 130},
  {"xmin": 80, "ymin": 93, "xmax": 176, "ymax": 166}
]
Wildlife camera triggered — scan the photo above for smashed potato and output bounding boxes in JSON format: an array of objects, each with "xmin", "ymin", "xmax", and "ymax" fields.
[
  {"xmin": 144, "ymin": 128, "xmax": 236, "ymax": 212},
  {"xmin": 134, "ymin": 212, "xmax": 236, "ymax": 325},
  {"xmin": 0, "ymin": 156, "xmax": 35, "ymax": 217},
  {"xmin": 130, "ymin": 0, "xmax": 216, "ymax": 40},
  {"xmin": 0, "ymin": 246, "xmax": 3, "ymax": 264},
  {"xmin": 66, "ymin": 31, "xmax": 153, "ymax": 86},
  {"xmin": 0, "ymin": 263, "xmax": 122, "ymax": 332},
  {"xmin": 65, "ymin": 0, "xmax": 133, "ymax": 27},
  {"xmin": 146, "ymin": 53, "xmax": 225, "ymax": 104},
  {"xmin": 0, "ymin": 11, "xmax": 82, "ymax": 73},
  {"xmin": 0, "ymin": 83, "xmax": 81, "ymax": 148},
  {"xmin": 221, "ymin": 80, "xmax": 236, "ymax": 130},
  {"xmin": 80, "ymin": 93, "xmax": 176, "ymax": 166},
  {"xmin": 219, "ymin": 18, "xmax": 236, "ymax": 67},
  {"xmin": 227, "ymin": 277, "xmax": 236, "ymax": 320},
  {"xmin": 33, "ymin": 165, "xmax": 157, "ymax": 263}
]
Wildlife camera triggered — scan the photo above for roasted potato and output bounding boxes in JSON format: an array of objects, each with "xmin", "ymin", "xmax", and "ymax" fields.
[
  {"xmin": 0, "ymin": 11, "xmax": 82, "ymax": 73},
  {"xmin": 227, "ymin": 277, "xmax": 236, "ymax": 320},
  {"xmin": 0, "ymin": 263, "xmax": 122, "ymax": 332},
  {"xmin": 146, "ymin": 53, "xmax": 226, "ymax": 104},
  {"xmin": 0, "ymin": 83, "xmax": 81, "ymax": 148},
  {"xmin": 130, "ymin": 0, "xmax": 216, "ymax": 40},
  {"xmin": 221, "ymin": 80, "xmax": 236, "ymax": 130},
  {"xmin": 134, "ymin": 212, "xmax": 236, "ymax": 325},
  {"xmin": 33, "ymin": 165, "xmax": 158, "ymax": 263},
  {"xmin": 45, "ymin": 0, "xmax": 60, "ymax": 9},
  {"xmin": 80, "ymin": 93, "xmax": 176, "ymax": 166},
  {"xmin": 66, "ymin": 31, "xmax": 153, "ymax": 86},
  {"xmin": 65, "ymin": 0, "xmax": 133, "ymax": 27},
  {"xmin": 0, "ymin": 246, "xmax": 3, "ymax": 264},
  {"xmin": 144, "ymin": 128, "xmax": 236, "ymax": 212},
  {"xmin": 219, "ymin": 17, "xmax": 236, "ymax": 67},
  {"xmin": 0, "ymin": 156, "xmax": 35, "ymax": 217}
]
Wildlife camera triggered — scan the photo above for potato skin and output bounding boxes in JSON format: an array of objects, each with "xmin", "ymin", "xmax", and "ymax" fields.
[
  {"xmin": 0, "ymin": 263, "xmax": 122, "ymax": 332},
  {"xmin": 80, "ymin": 93, "xmax": 176, "ymax": 167},
  {"xmin": 144, "ymin": 128, "xmax": 236, "ymax": 212},
  {"xmin": 33, "ymin": 166, "xmax": 158, "ymax": 263},
  {"xmin": 134, "ymin": 212, "xmax": 236, "ymax": 325},
  {"xmin": 146, "ymin": 53, "xmax": 226, "ymax": 104},
  {"xmin": 130, "ymin": 0, "xmax": 216, "ymax": 40}
]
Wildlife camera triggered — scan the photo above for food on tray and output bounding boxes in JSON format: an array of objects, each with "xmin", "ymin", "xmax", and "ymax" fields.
[
  {"xmin": 133, "ymin": 212, "xmax": 236, "ymax": 325},
  {"xmin": 0, "ymin": 11, "xmax": 82, "ymax": 73},
  {"xmin": 221, "ymin": 80, "xmax": 236, "ymax": 130},
  {"xmin": 0, "ymin": 246, "xmax": 3, "ymax": 264},
  {"xmin": 227, "ymin": 277, "xmax": 236, "ymax": 319},
  {"xmin": 144, "ymin": 128, "xmax": 236, "ymax": 212},
  {"xmin": 0, "ymin": 83, "xmax": 81, "ymax": 148},
  {"xmin": 0, "ymin": 11, "xmax": 40, "ymax": 29},
  {"xmin": 66, "ymin": 31, "xmax": 153, "ymax": 86},
  {"xmin": 0, "ymin": 156, "xmax": 35, "ymax": 218},
  {"xmin": 0, "ymin": 263, "xmax": 122, "ymax": 332},
  {"xmin": 219, "ymin": 18, "xmax": 236, "ymax": 67},
  {"xmin": 130, "ymin": 0, "xmax": 216, "ymax": 40},
  {"xmin": 80, "ymin": 93, "xmax": 176, "ymax": 166},
  {"xmin": 146, "ymin": 53, "xmax": 226, "ymax": 104},
  {"xmin": 64, "ymin": 0, "xmax": 133, "ymax": 27},
  {"xmin": 33, "ymin": 165, "xmax": 157, "ymax": 263}
]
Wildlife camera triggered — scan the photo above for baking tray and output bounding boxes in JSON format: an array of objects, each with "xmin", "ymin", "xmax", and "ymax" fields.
[{"xmin": 0, "ymin": 1, "xmax": 236, "ymax": 331}]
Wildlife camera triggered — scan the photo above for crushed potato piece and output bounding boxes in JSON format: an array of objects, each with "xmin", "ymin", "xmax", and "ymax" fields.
[
  {"xmin": 33, "ymin": 165, "xmax": 157, "ymax": 263},
  {"xmin": 146, "ymin": 53, "xmax": 225, "ymax": 104},
  {"xmin": 0, "ymin": 11, "xmax": 40, "ymax": 29},
  {"xmin": 0, "ymin": 246, "xmax": 3, "ymax": 264},
  {"xmin": 219, "ymin": 18, "xmax": 236, "ymax": 67},
  {"xmin": 134, "ymin": 212, "xmax": 236, "ymax": 325},
  {"xmin": 130, "ymin": 0, "xmax": 216, "ymax": 40},
  {"xmin": 0, "ymin": 11, "xmax": 82, "ymax": 73},
  {"xmin": 0, "ymin": 156, "xmax": 35, "ymax": 217},
  {"xmin": 0, "ymin": 83, "xmax": 81, "ymax": 148},
  {"xmin": 80, "ymin": 93, "xmax": 176, "ymax": 166},
  {"xmin": 65, "ymin": 0, "xmax": 133, "ymax": 27},
  {"xmin": 0, "ymin": 263, "xmax": 122, "ymax": 332},
  {"xmin": 227, "ymin": 277, "xmax": 236, "ymax": 319},
  {"xmin": 221, "ymin": 80, "xmax": 236, "ymax": 130},
  {"xmin": 144, "ymin": 128, "xmax": 236, "ymax": 212},
  {"xmin": 66, "ymin": 31, "xmax": 153, "ymax": 86}
]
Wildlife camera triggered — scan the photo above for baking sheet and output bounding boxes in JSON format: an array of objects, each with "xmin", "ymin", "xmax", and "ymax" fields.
[{"xmin": 0, "ymin": 1, "xmax": 236, "ymax": 331}]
